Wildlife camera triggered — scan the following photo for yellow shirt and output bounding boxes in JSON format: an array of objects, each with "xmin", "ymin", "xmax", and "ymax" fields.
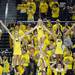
[
  {"xmin": 21, "ymin": 53, "xmax": 30, "ymax": 67},
  {"xmin": 13, "ymin": 38, "xmax": 22, "ymax": 55},
  {"xmin": 53, "ymin": 24, "xmax": 63, "ymax": 33},
  {"xmin": 17, "ymin": 4, "xmax": 27, "ymax": 13},
  {"xmin": 12, "ymin": 29, "xmax": 24, "ymax": 55},
  {"xmin": 52, "ymin": 7, "xmax": 60, "ymax": 18},
  {"xmin": 27, "ymin": 2, "xmax": 36, "ymax": 20},
  {"xmin": 3, "ymin": 60, "xmax": 10, "ymax": 73},
  {"xmin": 17, "ymin": 65, "xmax": 24, "ymax": 75},
  {"xmin": 0, "ymin": 65, "xmax": 3, "ymax": 75},
  {"xmin": 20, "ymin": 24, "xmax": 26, "ymax": 32},
  {"xmin": 42, "ymin": 37, "xmax": 50, "ymax": 51},
  {"xmin": 55, "ymin": 39, "xmax": 63, "ymax": 54},
  {"xmin": 37, "ymin": 25, "xmax": 44, "ymax": 40},
  {"xmin": 39, "ymin": 2, "xmax": 48, "ymax": 13},
  {"xmin": 63, "ymin": 56, "xmax": 73, "ymax": 69},
  {"xmin": 49, "ymin": 1, "xmax": 59, "ymax": 18}
]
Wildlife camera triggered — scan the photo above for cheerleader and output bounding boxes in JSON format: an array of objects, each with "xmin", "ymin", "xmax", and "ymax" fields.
[
  {"xmin": 2, "ymin": 56, "xmax": 10, "ymax": 75},
  {"xmin": 37, "ymin": 54, "xmax": 47, "ymax": 75},
  {"xmin": 55, "ymin": 38, "xmax": 63, "ymax": 61},
  {"xmin": 50, "ymin": 62, "xmax": 68, "ymax": 75},
  {"xmin": 0, "ymin": 21, "xmax": 24, "ymax": 68}
]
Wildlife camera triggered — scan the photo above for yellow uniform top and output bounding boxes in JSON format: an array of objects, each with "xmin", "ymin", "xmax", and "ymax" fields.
[
  {"xmin": 55, "ymin": 39, "xmax": 63, "ymax": 54},
  {"xmin": 42, "ymin": 37, "xmax": 50, "ymax": 51},
  {"xmin": 52, "ymin": 7, "xmax": 60, "ymax": 18},
  {"xmin": 21, "ymin": 53, "xmax": 30, "ymax": 67},
  {"xmin": 33, "ymin": 36, "xmax": 38, "ymax": 47},
  {"xmin": 52, "ymin": 24, "xmax": 63, "ymax": 33},
  {"xmin": 20, "ymin": 24, "xmax": 26, "ymax": 32},
  {"xmin": 63, "ymin": 56, "xmax": 73, "ymax": 69},
  {"xmin": 0, "ymin": 65, "xmax": 3, "ymax": 75},
  {"xmin": 37, "ymin": 25, "xmax": 44, "ymax": 40},
  {"xmin": 12, "ymin": 29, "xmax": 24, "ymax": 55},
  {"xmin": 13, "ymin": 38, "xmax": 22, "ymax": 55},
  {"xmin": 49, "ymin": 1, "xmax": 59, "ymax": 18},
  {"xmin": 17, "ymin": 65, "xmax": 24, "ymax": 75},
  {"xmin": 39, "ymin": 2, "xmax": 48, "ymax": 13},
  {"xmin": 3, "ymin": 60, "xmax": 10, "ymax": 73},
  {"xmin": 33, "ymin": 50, "xmax": 39, "ymax": 63},
  {"xmin": 27, "ymin": 1, "xmax": 36, "ymax": 21}
]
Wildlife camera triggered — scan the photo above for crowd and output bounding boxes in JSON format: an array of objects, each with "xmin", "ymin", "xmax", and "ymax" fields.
[
  {"xmin": 16, "ymin": 0, "xmax": 75, "ymax": 21},
  {"xmin": 0, "ymin": 19, "xmax": 75, "ymax": 75},
  {"xmin": 0, "ymin": 0, "xmax": 75, "ymax": 75}
]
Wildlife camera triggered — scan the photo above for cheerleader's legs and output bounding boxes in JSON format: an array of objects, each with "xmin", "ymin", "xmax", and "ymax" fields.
[{"xmin": 12, "ymin": 55, "xmax": 21, "ymax": 67}]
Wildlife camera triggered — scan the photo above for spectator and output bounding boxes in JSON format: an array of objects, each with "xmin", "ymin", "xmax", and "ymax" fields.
[
  {"xmin": 39, "ymin": 0, "xmax": 48, "ymax": 19},
  {"xmin": 27, "ymin": 0, "xmax": 36, "ymax": 21},
  {"xmin": 49, "ymin": 1, "xmax": 60, "ymax": 21}
]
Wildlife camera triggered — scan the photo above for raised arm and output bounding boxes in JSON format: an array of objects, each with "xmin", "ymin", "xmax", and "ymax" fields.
[
  {"xmin": 20, "ymin": 25, "xmax": 38, "ymax": 40},
  {"xmin": 42, "ymin": 23, "xmax": 57, "ymax": 40},
  {"xmin": 0, "ymin": 20, "xmax": 14, "ymax": 40},
  {"xmin": 50, "ymin": 61, "xmax": 56, "ymax": 70},
  {"xmin": 64, "ymin": 24, "xmax": 75, "ymax": 36}
]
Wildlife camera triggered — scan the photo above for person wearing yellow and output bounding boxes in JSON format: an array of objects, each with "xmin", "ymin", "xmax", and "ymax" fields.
[
  {"xmin": 33, "ymin": 30, "xmax": 38, "ymax": 48},
  {"xmin": 52, "ymin": 19, "xmax": 63, "ymax": 36},
  {"xmin": 37, "ymin": 54, "xmax": 47, "ymax": 75},
  {"xmin": 16, "ymin": 65, "xmax": 24, "ymax": 75},
  {"xmin": 37, "ymin": 19, "xmax": 45, "ymax": 46},
  {"xmin": 11, "ymin": 24, "xmax": 25, "ymax": 67},
  {"xmin": 17, "ymin": 2, "xmax": 27, "ymax": 13},
  {"xmin": 2, "ymin": 56, "xmax": 10, "ymax": 75},
  {"xmin": 50, "ymin": 62, "xmax": 68, "ymax": 75},
  {"xmin": 39, "ymin": 0, "xmax": 48, "ymax": 19},
  {"xmin": 21, "ymin": 50, "xmax": 30, "ymax": 75},
  {"xmin": 55, "ymin": 39, "xmax": 63, "ymax": 55},
  {"xmin": 55, "ymin": 38, "xmax": 63, "ymax": 62},
  {"xmin": 63, "ymin": 50, "xmax": 73, "ymax": 75},
  {"xmin": 49, "ymin": 1, "xmax": 60, "ymax": 20},
  {"xmin": 17, "ymin": 1, "xmax": 27, "ymax": 20},
  {"xmin": 27, "ymin": 0, "xmax": 36, "ymax": 21},
  {"xmin": 0, "ymin": 65, "xmax": 3, "ymax": 75},
  {"xmin": 42, "ymin": 33, "xmax": 50, "ymax": 51},
  {"xmin": 45, "ymin": 49, "xmax": 53, "ymax": 75},
  {"xmin": 0, "ymin": 21, "xmax": 26, "ymax": 69}
]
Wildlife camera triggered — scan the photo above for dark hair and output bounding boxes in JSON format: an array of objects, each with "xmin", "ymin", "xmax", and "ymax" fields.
[{"xmin": 52, "ymin": 3, "xmax": 58, "ymax": 7}]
